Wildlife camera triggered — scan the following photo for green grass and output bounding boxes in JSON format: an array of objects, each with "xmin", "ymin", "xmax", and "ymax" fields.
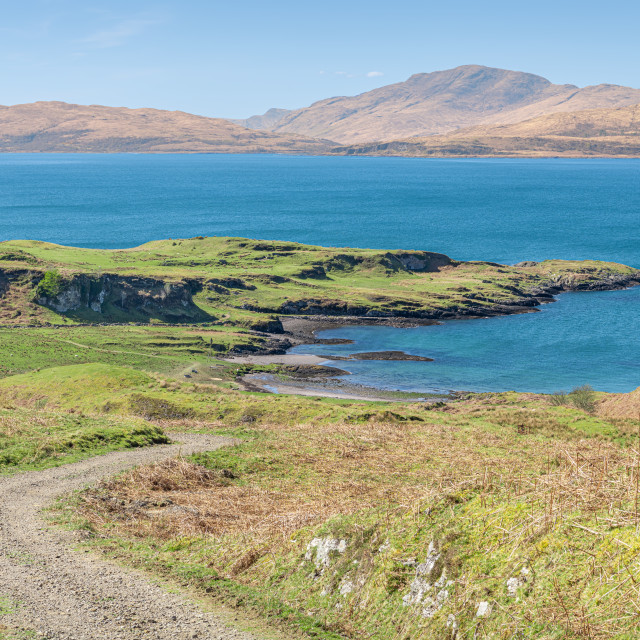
[
  {"xmin": 0, "ymin": 324, "xmax": 257, "ymax": 378},
  {"xmin": 2, "ymin": 236, "xmax": 639, "ymax": 638},
  {"xmin": 0, "ymin": 406, "xmax": 168, "ymax": 475},
  {"xmin": 0, "ymin": 360, "xmax": 454, "ymax": 428},
  {"xmin": 0, "ymin": 236, "xmax": 636, "ymax": 325}
]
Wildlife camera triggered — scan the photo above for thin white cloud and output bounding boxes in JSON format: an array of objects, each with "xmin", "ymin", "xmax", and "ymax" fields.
[
  {"xmin": 367, "ymin": 71, "xmax": 384, "ymax": 78},
  {"xmin": 79, "ymin": 16, "xmax": 162, "ymax": 49}
]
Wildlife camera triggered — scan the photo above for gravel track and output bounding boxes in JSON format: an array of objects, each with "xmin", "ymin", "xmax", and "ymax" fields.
[{"xmin": 0, "ymin": 434, "xmax": 265, "ymax": 640}]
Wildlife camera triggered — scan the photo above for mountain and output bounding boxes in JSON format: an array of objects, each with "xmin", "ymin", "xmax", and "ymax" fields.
[
  {"xmin": 231, "ymin": 107, "xmax": 292, "ymax": 130},
  {"xmin": 0, "ymin": 102, "xmax": 331, "ymax": 153},
  {"xmin": 332, "ymin": 104, "xmax": 640, "ymax": 157},
  {"xmin": 267, "ymin": 65, "xmax": 640, "ymax": 144}
]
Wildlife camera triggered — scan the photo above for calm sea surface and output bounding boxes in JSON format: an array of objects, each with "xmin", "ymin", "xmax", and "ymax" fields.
[{"xmin": 1, "ymin": 153, "xmax": 639, "ymax": 393}]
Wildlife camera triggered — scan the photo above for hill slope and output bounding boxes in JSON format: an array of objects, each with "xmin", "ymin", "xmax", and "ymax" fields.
[
  {"xmin": 230, "ymin": 107, "xmax": 292, "ymax": 130},
  {"xmin": 269, "ymin": 65, "xmax": 640, "ymax": 143},
  {"xmin": 332, "ymin": 103, "xmax": 640, "ymax": 157},
  {"xmin": 0, "ymin": 101, "xmax": 331, "ymax": 153}
]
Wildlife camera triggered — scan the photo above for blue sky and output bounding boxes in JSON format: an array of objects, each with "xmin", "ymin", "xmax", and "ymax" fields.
[{"xmin": 2, "ymin": 0, "xmax": 639, "ymax": 118}]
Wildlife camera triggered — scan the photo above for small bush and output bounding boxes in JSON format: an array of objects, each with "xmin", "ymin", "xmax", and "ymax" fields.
[
  {"xmin": 569, "ymin": 384, "xmax": 597, "ymax": 414},
  {"xmin": 549, "ymin": 391, "xmax": 569, "ymax": 406},
  {"xmin": 35, "ymin": 270, "xmax": 64, "ymax": 298}
]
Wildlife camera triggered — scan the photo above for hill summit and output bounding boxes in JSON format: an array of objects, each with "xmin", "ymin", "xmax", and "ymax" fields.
[{"xmin": 264, "ymin": 65, "xmax": 640, "ymax": 143}]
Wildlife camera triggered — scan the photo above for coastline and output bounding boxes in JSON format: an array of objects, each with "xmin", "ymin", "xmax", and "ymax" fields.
[{"xmin": 230, "ymin": 273, "xmax": 640, "ymax": 399}]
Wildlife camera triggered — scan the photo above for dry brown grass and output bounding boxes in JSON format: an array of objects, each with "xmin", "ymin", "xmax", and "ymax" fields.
[
  {"xmin": 76, "ymin": 413, "xmax": 640, "ymax": 549},
  {"xmin": 598, "ymin": 387, "xmax": 640, "ymax": 420},
  {"xmin": 71, "ymin": 411, "xmax": 640, "ymax": 638}
]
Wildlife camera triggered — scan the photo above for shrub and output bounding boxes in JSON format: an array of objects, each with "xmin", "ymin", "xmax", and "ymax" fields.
[
  {"xmin": 549, "ymin": 391, "xmax": 569, "ymax": 406},
  {"xmin": 569, "ymin": 384, "xmax": 597, "ymax": 414},
  {"xmin": 35, "ymin": 270, "xmax": 64, "ymax": 298}
]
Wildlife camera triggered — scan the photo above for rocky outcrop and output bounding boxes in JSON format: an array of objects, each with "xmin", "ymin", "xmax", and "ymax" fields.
[
  {"xmin": 305, "ymin": 537, "xmax": 348, "ymax": 573},
  {"xmin": 35, "ymin": 273, "xmax": 208, "ymax": 322},
  {"xmin": 272, "ymin": 270, "xmax": 640, "ymax": 321},
  {"xmin": 321, "ymin": 251, "xmax": 454, "ymax": 275},
  {"xmin": 392, "ymin": 251, "xmax": 452, "ymax": 272},
  {"xmin": 402, "ymin": 541, "xmax": 454, "ymax": 618},
  {"xmin": 0, "ymin": 268, "xmax": 39, "ymax": 297}
]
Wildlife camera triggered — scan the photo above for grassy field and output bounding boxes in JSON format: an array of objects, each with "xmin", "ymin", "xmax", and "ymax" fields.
[
  {"xmin": 0, "ymin": 324, "xmax": 257, "ymax": 378},
  {"xmin": 0, "ymin": 405, "xmax": 167, "ymax": 475},
  {"xmin": 2, "ymin": 236, "xmax": 640, "ymax": 638}
]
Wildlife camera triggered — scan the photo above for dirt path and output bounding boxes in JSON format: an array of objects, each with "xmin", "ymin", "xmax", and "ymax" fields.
[{"xmin": 0, "ymin": 434, "xmax": 268, "ymax": 640}]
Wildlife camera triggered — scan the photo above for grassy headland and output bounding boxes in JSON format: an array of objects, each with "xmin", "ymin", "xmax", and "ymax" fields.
[{"xmin": 0, "ymin": 236, "xmax": 638, "ymax": 329}]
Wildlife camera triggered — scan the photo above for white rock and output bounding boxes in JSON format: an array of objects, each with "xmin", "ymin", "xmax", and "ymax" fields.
[
  {"xmin": 402, "ymin": 577, "xmax": 431, "ymax": 606},
  {"xmin": 447, "ymin": 614, "xmax": 458, "ymax": 639},
  {"xmin": 339, "ymin": 579, "xmax": 354, "ymax": 596},
  {"xmin": 506, "ymin": 567, "xmax": 530, "ymax": 597},
  {"xmin": 402, "ymin": 542, "xmax": 447, "ymax": 609},
  {"xmin": 304, "ymin": 537, "xmax": 348, "ymax": 570},
  {"xmin": 377, "ymin": 539, "xmax": 390, "ymax": 553},
  {"xmin": 415, "ymin": 541, "xmax": 440, "ymax": 577},
  {"xmin": 476, "ymin": 601, "xmax": 492, "ymax": 617},
  {"xmin": 506, "ymin": 577, "xmax": 521, "ymax": 597},
  {"xmin": 421, "ymin": 588, "xmax": 450, "ymax": 618}
]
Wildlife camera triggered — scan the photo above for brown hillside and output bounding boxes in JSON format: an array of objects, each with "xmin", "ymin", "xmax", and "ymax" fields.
[
  {"xmin": 0, "ymin": 101, "xmax": 331, "ymax": 153},
  {"xmin": 332, "ymin": 103, "xmax": 640, "ymax": 157},
  {"xmin": 270, "ymin": 65, "xmax": 640, "ymax": 144},
  {"xmin": 231, "ymin": 108, "xmax": 292, "ymax": 130},
  {"xmin": 599, "ymin": 387, "xmax": 640, "ymax": 420}
]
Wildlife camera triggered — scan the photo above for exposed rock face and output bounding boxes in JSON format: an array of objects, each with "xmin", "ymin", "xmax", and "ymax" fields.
[
  {"xmin": 268, "ymin": 270, "xmax": 640, "ymax": 320},
  {"xmin": 393, "ymin": 251, "xmax": 452, "ymax": 272},
  {"xmin": 36, "ymin": 273, "xmax": 208, "ymax": 322},
  {"xmin": 322, "ymin": 251, "xmax": 453, "ymax": 274},
  {"xmin": 0, "ymin": 268, "xmax": 39, "ymax": 296}
]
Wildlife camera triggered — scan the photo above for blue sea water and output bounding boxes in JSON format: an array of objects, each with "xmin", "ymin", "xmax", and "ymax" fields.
[{"xmin": 0, "ymin": 153, "xmax": 639, "ymax": 393}]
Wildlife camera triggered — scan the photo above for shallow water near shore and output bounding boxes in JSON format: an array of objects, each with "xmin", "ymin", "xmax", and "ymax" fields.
[
  {"xmin": 291, "ymin": 287, "xmax": 640, "ymax": 394},
  {"xmin": 1, "ymin": 153, "xmax": 639, "ymax": 393}
]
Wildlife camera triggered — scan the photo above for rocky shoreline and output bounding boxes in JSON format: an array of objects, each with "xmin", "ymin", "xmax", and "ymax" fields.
[
  {"xmin": 230, "ymin": 269, "xmax": 640, "ymax": 358},
  {"xmin": 229, "ymin": 271, "xmax": 640, "ymax": 399}
]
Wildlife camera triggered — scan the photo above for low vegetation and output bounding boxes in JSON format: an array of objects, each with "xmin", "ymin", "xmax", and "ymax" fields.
[
  {"xmin": 1, "ymin": 237, "xmax": 640, "ymax": 638},
  {"xmin": 549, "ymin": 385, "xmax": 598, "ymax": 413},
  {"xmin": 49, "ymin": 392, "xmax": 640, "ymax": 639},
  {"xmin": 0, "ymin": 406, "xmax": 167, "ymax": 475},
  {"xmin": 0, "ymin": 236, "xmax": 636, "ymax": 327}
]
